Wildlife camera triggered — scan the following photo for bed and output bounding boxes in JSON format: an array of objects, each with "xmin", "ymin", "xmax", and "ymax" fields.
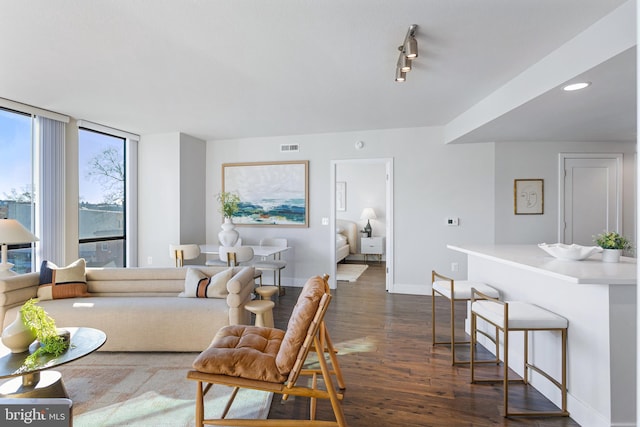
[{"xmin": 336, "ymin": 219, "xmax": 358, "ymax": 263}]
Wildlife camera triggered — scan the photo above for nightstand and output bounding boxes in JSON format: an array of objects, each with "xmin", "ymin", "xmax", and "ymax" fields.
[{"xmin": 361, "ymin": 237, "xmax": 384, "ymax": 263}]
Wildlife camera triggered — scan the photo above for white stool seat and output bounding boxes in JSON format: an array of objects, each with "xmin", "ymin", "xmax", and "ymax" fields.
[
  {"xmin": 432, "ymin": 280, "xmax": 499, "ymax": 300},
  {"xmin": 470, "ymin": 291, "xmax": 569, "ymax": 418},
  {"xmin": 472, "ymin": 300, "xmax": 568, "ymax": 330},
  {"xmin": 431, "ymin": 271, "xmax": 500, "ymax": 366},
  {"xmin": 253, "ymin": 260, "xmax": 287, "ymax": 269}
]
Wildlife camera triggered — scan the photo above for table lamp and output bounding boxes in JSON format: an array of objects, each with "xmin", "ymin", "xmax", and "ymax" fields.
[
  {"xmin": 0, "ymin": 219, "xmax": 39, "ymax": 277},
  {"xmin": 360, "ymin": 208, "xmax": 377, "ymax": 238}
]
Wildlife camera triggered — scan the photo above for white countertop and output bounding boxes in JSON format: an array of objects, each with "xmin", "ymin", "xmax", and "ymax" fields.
[{"xmin": 447, "ymin": 244, "xmax": 637, "ymax": 285}]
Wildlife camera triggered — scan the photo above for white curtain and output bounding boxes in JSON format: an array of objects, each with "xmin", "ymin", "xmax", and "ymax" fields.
[{"xmin": 35, "ymin": 116, "xmax": 66, "ymax": 265}]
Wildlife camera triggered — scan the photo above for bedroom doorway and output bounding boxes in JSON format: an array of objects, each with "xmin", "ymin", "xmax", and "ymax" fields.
[{"xmin": 330, "ymin": 158, "xmax": 393, "ymax": 292}]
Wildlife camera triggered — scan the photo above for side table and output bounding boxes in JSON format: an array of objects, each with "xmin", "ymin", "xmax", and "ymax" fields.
[
  {"xmin": 0, "ymin": 327, "xmax": 106, "ymax": 398},
  {"xmin": 361, "ymin": 237, "xmax": 384, "ymax": 263}
]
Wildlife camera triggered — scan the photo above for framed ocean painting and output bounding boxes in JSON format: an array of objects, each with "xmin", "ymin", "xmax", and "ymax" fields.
[{"xmin": 222, "ymin": 160, "xmax": 309, "ymax": 227}]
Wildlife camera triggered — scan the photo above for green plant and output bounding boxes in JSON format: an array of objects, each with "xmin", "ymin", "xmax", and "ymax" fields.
[
  {"xmin": 216, "ymin": 191, "xmax": 241, "ymax": 218},
  {"xmin": 20, "ymin": 299, "xmax": 69, "ymax": 368},
  {"xmin": 593, "ymin": 231, "xmax": 632, "ymax": 250}
]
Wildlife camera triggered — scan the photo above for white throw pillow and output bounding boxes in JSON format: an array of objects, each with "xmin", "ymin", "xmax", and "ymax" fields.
[{"xmin": 179, "ymin": 268, "xmax": 233, "ymax": 298}]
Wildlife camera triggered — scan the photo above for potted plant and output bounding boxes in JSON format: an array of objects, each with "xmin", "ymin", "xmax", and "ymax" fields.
[
  {"xmin": 216, "ymin": 191, "xmax": 241, "ymax": 246},
  {"xmin": 216, "ymin": 191, "xmax": 241, "ymax": 219},
  {"xmin": 0, "ymin": 299, "xmax": 70, "ymax": 367},
  {"xmin": 20, "ymin": 299, "xmax": 70, "ymax": 368},
  {"xmin": 593, "ymin": 231, "xmax": 632, "ymax": 262}
]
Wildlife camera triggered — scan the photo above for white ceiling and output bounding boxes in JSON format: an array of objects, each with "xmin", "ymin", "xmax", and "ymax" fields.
[{"xmin": 0, "ymin": 0, "xmax": 635, "ymax": 142}]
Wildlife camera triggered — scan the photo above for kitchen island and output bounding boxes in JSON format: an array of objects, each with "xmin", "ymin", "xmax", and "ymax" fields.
[{"xmin": 448, "ymin": 244, "xmax": 636, "ymax": 427}]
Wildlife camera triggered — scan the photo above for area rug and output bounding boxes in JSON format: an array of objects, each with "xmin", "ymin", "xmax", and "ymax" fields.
[
  {"xmin": 336, "ymin": 263, "xmax": 368, "ymax": 282},
  {"xmin": 54, "ymin": 352, "xmax": 273, "ymax": 427}
]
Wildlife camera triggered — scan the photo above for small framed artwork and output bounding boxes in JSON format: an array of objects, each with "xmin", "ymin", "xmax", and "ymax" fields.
[
  {"xmin": 514, "ymin": 179, "xmax": 544, "ymax": 215},
  {"xmin": 336, "ymin": 182, "xmax": 346, "ymax": 211}
]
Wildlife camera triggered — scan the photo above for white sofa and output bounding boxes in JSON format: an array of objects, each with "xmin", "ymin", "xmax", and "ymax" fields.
[{"xmin": 0, "ymin": 266, "xmax": 256, "ymax": 352}]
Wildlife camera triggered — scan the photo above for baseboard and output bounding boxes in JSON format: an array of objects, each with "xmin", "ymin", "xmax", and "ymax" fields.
[{"xmin": 388, "ymin": 282, "xmax": 430, "ymax": 295}]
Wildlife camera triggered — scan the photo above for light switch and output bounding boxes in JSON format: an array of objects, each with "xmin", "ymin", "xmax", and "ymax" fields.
[
  {"xmin": 322, "ymin": 217, "xmax": 329, "ymax": 225},
  {"xmin": 446, "ymin": 217, "xmax": 459, "ymax": 226}
]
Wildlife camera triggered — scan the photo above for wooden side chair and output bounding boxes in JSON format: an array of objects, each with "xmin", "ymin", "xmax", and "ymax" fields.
[{"xmin": 187, "ymin": 274, "xmax": 347, "ymax": 427}]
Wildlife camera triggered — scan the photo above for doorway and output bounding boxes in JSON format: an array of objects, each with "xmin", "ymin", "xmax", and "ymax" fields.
[
  {"xmin": 330, "ymin": 159, "xmax": 393, "ymax": 291},
  {"xmin": 558, "ymin": 153, "xmax": 623, "ymax": 244}
]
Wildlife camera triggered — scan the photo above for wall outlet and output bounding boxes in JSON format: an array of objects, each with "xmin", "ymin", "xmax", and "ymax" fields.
[
  {"xmin": 451, "ymin": 262, "xmax": 459, "ymax": 272},
  {"xmin": 147, "ymin": 256, "xmax": 153, "ymax": 265}
]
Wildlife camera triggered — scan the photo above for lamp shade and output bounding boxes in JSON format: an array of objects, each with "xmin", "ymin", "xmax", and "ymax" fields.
[
  {"xmin": 0, "ymin": 219, "xmax": 39, "ymax": 244},
  {"xmin": 360, "ymin": 208, "xmax": 377, "ymax": 220}
]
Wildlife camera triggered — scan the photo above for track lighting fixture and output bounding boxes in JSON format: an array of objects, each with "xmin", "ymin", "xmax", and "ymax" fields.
[{"xmin": 395, "ymin": 24, "xmax": 418, "ymax": 82}]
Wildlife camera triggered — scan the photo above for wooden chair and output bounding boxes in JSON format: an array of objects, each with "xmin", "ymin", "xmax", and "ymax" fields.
[{"xmin": 187, "ymin": 274, "xmax": 347, "ymax": 427}]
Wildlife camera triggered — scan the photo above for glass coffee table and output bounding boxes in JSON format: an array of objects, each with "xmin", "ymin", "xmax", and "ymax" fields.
[{"xmin": 0, "ymin": 327, "xmax": 106, "ymax": 398}]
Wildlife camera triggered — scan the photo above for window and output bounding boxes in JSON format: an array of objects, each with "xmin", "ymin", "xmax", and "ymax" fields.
[
  {"xmin": 78, "ymin": 128, "xmax": 126, "ymax": 267},
  {"xmin": 0, "ymin": 108, "xmax": 35, "ymax": 274}
]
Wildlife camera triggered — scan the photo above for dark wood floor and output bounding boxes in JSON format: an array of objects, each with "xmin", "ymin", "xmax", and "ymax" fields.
[{"xmin": 268, "ymin": 263, "xmax": 581, "ymax": 427}]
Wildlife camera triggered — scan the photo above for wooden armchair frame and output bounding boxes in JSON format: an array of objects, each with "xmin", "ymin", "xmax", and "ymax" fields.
[{"xmin": 187, "ymin": 275, "xmax": 347, "ymax": 427}]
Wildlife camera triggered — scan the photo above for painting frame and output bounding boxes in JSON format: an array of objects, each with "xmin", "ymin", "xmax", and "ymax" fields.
[
  {"xmin": 336, "ymin": 181, "xmax": 346, "ymax": 212},
  {"xmin": 514, "ymin": 179, "xmax": 544, "ymax": 215},
  {"xmin": 222, "ymin": 160, "xmax": 309, "ymax": 227}
]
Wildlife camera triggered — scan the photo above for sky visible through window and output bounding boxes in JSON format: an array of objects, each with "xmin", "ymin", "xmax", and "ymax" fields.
[
  {"xmin": 0, "ymin": 110, "xmax": 121, "ymax": 204},
  {"xmin": 0, "ymin": 109, "xmax": 31, "ymax": 200},
  {"xmin": 79, "ymin": 129, "xmax": 124, "ymax": 205}
]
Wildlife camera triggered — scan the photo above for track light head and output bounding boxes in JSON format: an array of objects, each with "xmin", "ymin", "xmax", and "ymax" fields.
[
  {"xmin": 405, "ymin": 36, "xmax": 418, "ymax": 59},
  {"xmin": 397, "ymin": 51, "xmax": 412, "ymax": 72},
  {"xmin": 394, "ymin": 24, "xmax": 418, "ymax": 82},
  {"xmin": 401, "ymin": 59, "xmax": 411, "ymax": 72}
]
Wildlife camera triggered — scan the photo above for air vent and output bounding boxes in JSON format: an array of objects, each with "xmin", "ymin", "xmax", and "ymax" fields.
[{"xmin": 280, "ymin": 144, "xmax": 299, "ymax": 153}]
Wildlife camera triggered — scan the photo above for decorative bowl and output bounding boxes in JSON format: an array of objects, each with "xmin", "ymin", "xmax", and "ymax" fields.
[{"xmin": 538, "ymin": 243, "xmax": 602, "ymax": 261}]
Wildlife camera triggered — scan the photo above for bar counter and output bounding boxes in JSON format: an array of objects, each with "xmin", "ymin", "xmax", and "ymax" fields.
[{"xmin": 447, "ymin": 244, "xmax": 636, "ymax": 427}]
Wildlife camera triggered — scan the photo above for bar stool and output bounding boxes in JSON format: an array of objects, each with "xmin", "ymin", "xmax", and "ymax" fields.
[
  {"xmin": 470, "ymin": 288, "xmax": 569, "ymax": 418},
  {"xmin": 431, "ymin": 270, "xmax": 500, "ymax": 365}
]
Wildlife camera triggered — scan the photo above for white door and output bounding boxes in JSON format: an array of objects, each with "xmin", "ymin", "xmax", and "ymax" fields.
[{"xmin": 560, "ymin": 154, "xmax": 622, "ymax": 245}]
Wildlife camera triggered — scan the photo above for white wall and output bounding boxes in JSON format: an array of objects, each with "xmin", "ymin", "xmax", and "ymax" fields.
[
  {"xmin": 139, "ymin": 132, "xmax": 206, "ymax": 267},
  {"xmin": 206, "ymin": 126, "xmax": 496, "ymax": 293},
  {"xmin": 179, "ymin": 133, "xmax": 207, "ymax": 265},
  {"xmin": 495, "ymin": 141, "xmax": 637, "ymax": 245},
  {"xmin": 135, "ymin": 128, "xmax": 634, "ymax": 293}
]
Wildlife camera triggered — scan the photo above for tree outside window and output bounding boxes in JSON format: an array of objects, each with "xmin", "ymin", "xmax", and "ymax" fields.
[{"xmin": 79, "ymin": 129, "xmax": 126, "ymax": 267}]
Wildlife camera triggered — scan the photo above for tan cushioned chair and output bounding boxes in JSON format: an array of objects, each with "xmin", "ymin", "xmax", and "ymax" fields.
[{"xmin": 188, "ymin": 274, "xmax": 347, "ymax": 426}]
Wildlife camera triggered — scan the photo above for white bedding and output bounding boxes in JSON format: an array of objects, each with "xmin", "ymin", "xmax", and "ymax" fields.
[{"xmin": 336, "ymin": 219, "xmax": 358, "ymax": 263}]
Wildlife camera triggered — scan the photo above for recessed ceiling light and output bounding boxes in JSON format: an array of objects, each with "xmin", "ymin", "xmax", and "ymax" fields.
[{"xmin": 562, "ymin": 82, "xmax": 591, "ymax": 91}]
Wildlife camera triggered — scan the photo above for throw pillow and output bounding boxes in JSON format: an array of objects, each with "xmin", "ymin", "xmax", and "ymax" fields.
[
  {"xmin": 37, "ymin": 258, "xmax": 89, "ymax": 300},
  {"xmin": 179, "ymin": 268, "xmax": 233, "ymax": 298}
]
